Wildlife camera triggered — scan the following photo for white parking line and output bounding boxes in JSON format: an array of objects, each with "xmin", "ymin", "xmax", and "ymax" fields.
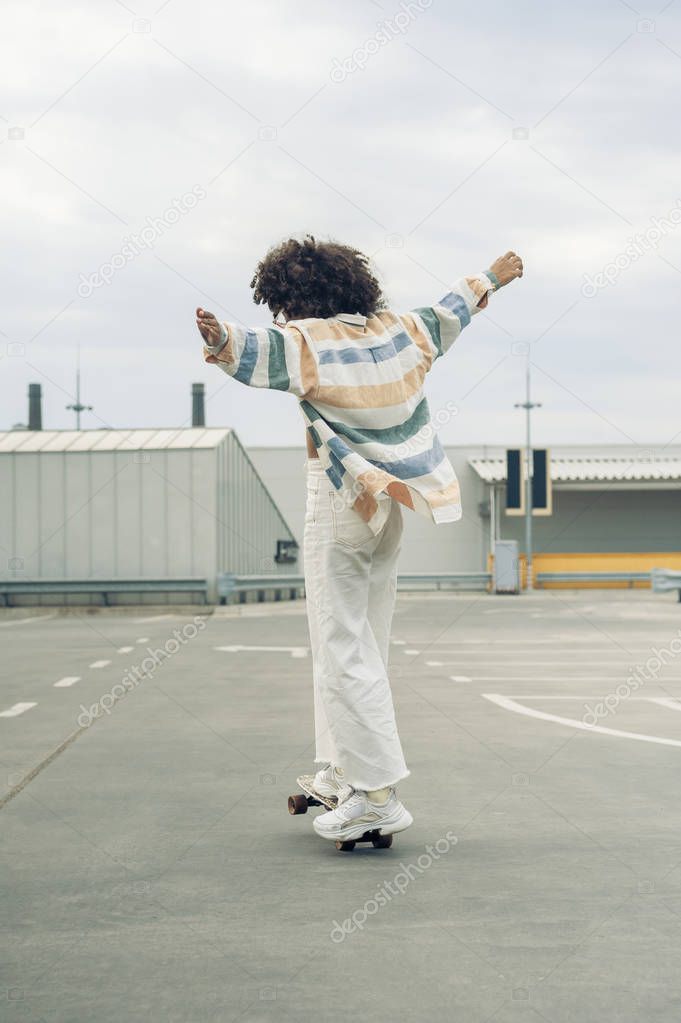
[
  {"xmin": 425, "ymin": 660, "xmax": 640, "ymax": 668},
  {"xmin": 404, "ymin": 649, "xmax": 420, "ymax": 655},
  {"xmin": 460, "ymin": 676, "xmax": 653, "ymax": 682},
  {"xmin": 0, "ymin": 614, "xmax": 57, "ymax": 628},
  {"xmin": 89, "ymin": 660, "xmax": 111, "ymax": 669},
  {"xmin": 117, "ymin": 646, "xmax": 134, "ymax": 654},
  {"xmin": 482, "ymin": 693, "xmax": 681, "ymax": 749},
  {"xmin": 493, "ymin": 695, "xmax": 657, "ymax": 700},
  {"xmin": 0, "ymin": 702, "xmax": 37, "ymax": 717},
  {"xmin": 412, "ymin": 640, "xmax": 662, "ymax": 648},
  {"xmin": 450, "ymin": 675, "xmax": 472, "ymax": 682},
  {"xmin": 134, "ymin": 614, "xmax": 175, "ymax": 623},
  {"xmin": 215, "ymin": 645, "xmax": 309, "ymax": 659},
  {"xmin": 54, "ymin": 676, "xmax": 81, "ymax": 688},
  {"xmin": 136, "ymin": 637, "xmax": 150, "ymax": 644}
]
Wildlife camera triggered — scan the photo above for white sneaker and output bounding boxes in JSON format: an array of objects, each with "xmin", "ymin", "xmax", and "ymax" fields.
[
  {"xmin": 313, "ymin": 788, "xmax": 413, "ymax": 842},
  {"xmin": 312, "ymin": 764, "xmax": 352, "ymax": 804}
]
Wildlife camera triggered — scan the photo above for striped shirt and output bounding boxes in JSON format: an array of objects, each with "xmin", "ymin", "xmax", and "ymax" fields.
[{"xmin": 204, "ymin": 271, "xmax": 498, "ymax": 533}]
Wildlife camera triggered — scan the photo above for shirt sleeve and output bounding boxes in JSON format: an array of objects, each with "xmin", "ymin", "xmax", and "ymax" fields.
[
  {"xmin": 407, "ymin": 271, "xmax": 498, "ymax": 363},
  {"xmin": 203, "ymin": 321, "xmax": 317, "ymax": 398}
]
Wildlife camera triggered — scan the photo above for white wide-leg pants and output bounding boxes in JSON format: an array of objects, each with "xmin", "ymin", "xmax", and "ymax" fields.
[{"xmin": 303, "ymin": 459, "xmax": 409, "ymax": 791}]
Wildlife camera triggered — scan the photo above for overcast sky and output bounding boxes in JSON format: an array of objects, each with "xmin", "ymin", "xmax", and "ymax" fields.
[{"xmin": 2, "ymin": 0, "xmax": 681, "ymax": 450}]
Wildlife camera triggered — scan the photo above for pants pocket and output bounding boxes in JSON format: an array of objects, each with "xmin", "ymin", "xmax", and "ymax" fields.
[{"xmin": 329, "ymin": 491, "xmax": 375, "ymax": 549}]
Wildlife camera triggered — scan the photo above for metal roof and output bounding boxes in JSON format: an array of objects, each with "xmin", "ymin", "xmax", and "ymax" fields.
[
  {"xmin": 0, "ymin": 428, "xmax": 232, "ymax": 454},
  {"xmin": 469, "ymin": 455, "xmax": 681, "ymax": 484}
]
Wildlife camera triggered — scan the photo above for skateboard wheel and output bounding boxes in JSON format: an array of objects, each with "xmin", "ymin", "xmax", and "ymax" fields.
[
  {"xmin": 335, "ymin": 840, "xmax": 356, "ymax": 852},
  {"xmin": 372, "ymin": 834, "xmax": 393, "ymax": 849},
  {"xmin": 288, "ymin": 794, "xmax": 308, "ymax": 815}
]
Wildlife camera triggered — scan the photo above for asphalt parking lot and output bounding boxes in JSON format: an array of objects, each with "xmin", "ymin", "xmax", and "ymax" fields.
[{"xmin": 3, "ymin": 589, "xmax": 681, "ymax": 1022}]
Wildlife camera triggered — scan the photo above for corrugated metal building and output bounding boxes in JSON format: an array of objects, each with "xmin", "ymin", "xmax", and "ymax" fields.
[
  {"xmin": 0, "ymin": 428, "xmax": 297, "ymax": 603},
  {"xmin": 249, "ymin": 443, "xmax": 681, "ymax": 582}
]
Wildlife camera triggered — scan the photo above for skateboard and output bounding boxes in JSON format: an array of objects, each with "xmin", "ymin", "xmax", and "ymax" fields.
[{"xmin": 287, "ymin": 774, "xmax": 393, "ymax": 852}]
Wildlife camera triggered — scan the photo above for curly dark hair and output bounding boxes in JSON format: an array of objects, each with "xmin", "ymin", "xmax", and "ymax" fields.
[{"xmin": 250, "ymin": 235, "xmax": 384, "ymax": 320}]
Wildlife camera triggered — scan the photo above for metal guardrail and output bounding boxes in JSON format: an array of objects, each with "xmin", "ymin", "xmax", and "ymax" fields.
[
  {"xmin": 0, "ymin": 578, "xmax": 209, "ymax": 607},
  {"xmin": 398, "ymin": 572, "xmax": 491, "ymax": 591},
  {"xmin": 651, "ymin": 568, "xmax": 681, "ymax": 601},
  {"xmin": 218, "ymin": 571, "xmax": 492, "ymax": 604},
  {"xmin": 218, "ymin": 574, "xmax": 305, "ymax": 604},
  {"xmin": 536, "ymin": 572, "xmax": 650, "ymax": 587},
  {"xmin": 5, "ymin": 569, "xmax": 676, "ymax": 606}
]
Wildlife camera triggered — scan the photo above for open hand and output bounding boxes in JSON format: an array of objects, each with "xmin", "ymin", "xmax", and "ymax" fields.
[
  {"xmin": 196, "ymin": 307, "xmax": 222, "ymax": 345},
  {"xmin": 489, "ymin": 251, "xmax": 523, "ymax": 287}
]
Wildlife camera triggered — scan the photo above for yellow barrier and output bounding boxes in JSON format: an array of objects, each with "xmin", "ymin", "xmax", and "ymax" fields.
[{"xmin": 487, "ymin": 552, "xmax": 681, "ymax": 589}]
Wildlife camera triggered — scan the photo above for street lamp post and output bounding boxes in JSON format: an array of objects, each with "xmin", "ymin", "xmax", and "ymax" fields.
[{"xmin": 514, "ymin": 352, "xmax": 541, "ymax": 591}]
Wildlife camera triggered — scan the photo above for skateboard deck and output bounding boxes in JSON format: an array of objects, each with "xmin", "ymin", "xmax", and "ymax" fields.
[{"xmin": 287, "ymin": 774, "xmax": 393, "ymax": 852}]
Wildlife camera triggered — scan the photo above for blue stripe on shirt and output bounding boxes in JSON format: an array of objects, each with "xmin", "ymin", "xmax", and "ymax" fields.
[
  {"xmin": 318, "ymin": 330, "xmax": 412, "ymax": 366},
  {"xmin": 328, "ymin": 420, "xmax": 445, "ymax": 480},
  {"xmin": 370, "ymin": 435, "xmax": 447, "ymax": 480},
  {"xmin": 439, "ymin": 292, "xmax": 470, "ymax": 329},
  {"xmin": 327, "ymin": 450, "xmax": 346, "ymax": 489},
  {"xmin": 327, "ymin": 435, "xmax": 354, "ymax": 461}
]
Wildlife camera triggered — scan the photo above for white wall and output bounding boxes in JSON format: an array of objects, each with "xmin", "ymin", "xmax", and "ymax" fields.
[{"xmin": 248, "ymin": 446, "xmax": 490, "ymax": 574}]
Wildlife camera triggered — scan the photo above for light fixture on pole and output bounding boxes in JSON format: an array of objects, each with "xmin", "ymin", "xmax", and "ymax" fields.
[
  {"xmin": 514, "ymin": 350, "xmax": 541, "ymax": 591},
  {"xmin": 66, "ymin": 345, "xmax": 93, "ymax": 430}
]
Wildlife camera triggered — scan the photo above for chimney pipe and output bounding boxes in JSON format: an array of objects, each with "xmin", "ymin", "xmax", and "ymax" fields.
[
  {"xmin": 191, "ymin": 383, "xmax": 205, "ymax": 427},
  {"xmin": 28, "ymin": 383, "xmax": 42, "ymax": 431}
]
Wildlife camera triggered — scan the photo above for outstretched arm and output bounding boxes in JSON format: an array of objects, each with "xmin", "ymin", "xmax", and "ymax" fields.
[
  {"xmin": 404, "ymin": 251, "xmax": 523, "ymax": 363},
  {"xmin": 196, "ymin": 308, "xmax": 317, "ymax": 397}
]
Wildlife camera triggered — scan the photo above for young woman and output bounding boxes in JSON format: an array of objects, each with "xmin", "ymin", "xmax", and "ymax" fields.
[{"xmin": 197, "ymin": 235, "xmax": 523, "ymax": 842}]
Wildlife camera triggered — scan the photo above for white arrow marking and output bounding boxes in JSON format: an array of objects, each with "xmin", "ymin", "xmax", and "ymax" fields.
[{"xmin": 54, "ymin": 676, "xmax": 81, "ymax": 688}]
